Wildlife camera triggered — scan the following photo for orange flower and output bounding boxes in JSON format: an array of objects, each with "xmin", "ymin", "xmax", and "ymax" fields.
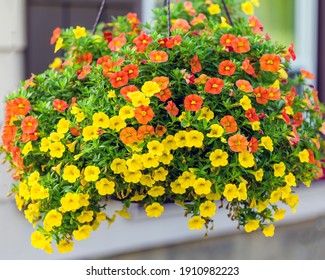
[
  {"xmin": 134, "ymin": 105, "xmax": 155, "ymax": 124},
  {"xmin": 21, "ymin": 116, "xmax": 38, "ymax": 134},
  {"xmin": 156, "ymin": 88, "xmax": 172, "ymax": 102},
  {"xmin": 77, "ymin": 65, "xmax": 91, "ymax": 79},
  {"xmin": 228, "ymin": 134, "xmax": 248, "ymax": 152},
  {"xmin": 127, "ymin": 12, "xmax": 141, "ymax": 25},
  {"xmin": 170, "ymin": 19, "xmax": 191, "ymax": 33},
  {"xmin": 149, "ymin": 50, "xmax": 169, "ymax": 63},
  {"xmin": 218, "ymin": 60, "xmax": 236, "ymax": 76},
  {"xmin": 190, "ymin": 13, "xmax": 207, "ymax": 26},
  {"xmin": 152, "ymin": 76, "xmax": 169, "ymax": 90},
  {"xmin": 50, "ymin": 27, "xmax": 61, "ymax": 45},
  {"xmin": 267, "ymin": 88, "xmax": 281, "ymax": 100},
  {"xmin": 190, "ymin": 55, "xmax": 202, "ymax": 74},
  {"xmin": 293, "ymin": 112, "xmax": 303, "ymax": 127},
  {"xmin": 166, "ymin": 35, "xmax": 183, "ymax": 48},
  {"xmin": 184, "ymin": 94, "xmax": 203, "ymax": 111},
  {"xmin": 259, "ymin": 54, "xmax": 281, "ymax": 72},
  {"xmin": 285, "ymin": 87, "xmax": 296, "ymax": 106},
  {"xmin": 307, "ymin": 149, "xmax": 315, "ymax": 164},
  {"xmin": 248, "ymin": 16, "xmax": 263, "ymax": 34},
  {"xmin": 253, "ymin": 86, "xmax": 268, "ymax": 104},
  {"xmin": 102, "ymin": 61, "xmax": 118, "ymax": 78},
  {"xmin": 137, "ymin": 125, "xmax": 155, "ymax": 140},
  {"xmin": 120, "ymin": 85, "xmax": 139, "ymax": 101},
  {"xmin": 21, "ymin": 131, "xmax": 39, "ymax": 143},
  {"xmin": 205, "ymin": 78, "xmax": 224, "ymax": 94},
  {"xmin": 119, "ymin": 127, "xmax": 138, "ymax": 145},
  {"xmin": 301, "ymin": 69, "xmax": 316, "ymax": 80},
  {"xmin": 97, "ymin": 55, "xmax": 112, "ymax": 65},
  {"xmin": 245, "ymin": 108, "xmax": 259, "ymax": 122},
  {"xmin": 220, "ymin": 115, "xmax": 237, "ymax": 133},
  {"xmin": 109, "ymin": 71, "xmax": 129, "ymax": 88},
  {"xmin": 155, "ymin": 125, "xmax": 167, "ymax": 137},
  {"xmin": 166, "ymin": 101, "xmax": 179, "ymax": 116},
  {"xmin": 53, "ymin": 99, "xmax": 68, "ymax": 112},
  {"xmin": 10, "ymin": 98, "xmax": 31, "ymax": 116},
  {"xmin": 108, "ymin": 33, "xmax": 127, "ymax": 52},
  {"xmin": 133, "ymin": 31, "xmax": 152, "ymax": 52},
  {"xmin": 184, "ymin": 1, "xmax": 197, "ymax": 16},
  {"xmin": 232, "ymin": 37, "xmax": 250, "ymax": 53},
  {"xmin": 76, "ymin": 52, "xmax": 93, "ymax": 65},
  {"xmin": 242, "ymin": 58, "xmax": 255, "ymax": 76},
  {"xmin": 236, "ymin": 79, "xmax": 253, "ymax": 92},
  {"xmin": 248, "ymin": 137, "xmax": 259, "ymax": 153},
  {"xmin": 123, "ymin": 64, "xmax": 139, "ymax": 80},
  {"xmin": 220, "ymin": 34, "xmax": 236, "ymax": 47}
]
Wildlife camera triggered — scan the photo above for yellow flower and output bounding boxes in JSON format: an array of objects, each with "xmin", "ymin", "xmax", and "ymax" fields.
[
  {"xmin": 107, "ymin": 89, "xmax": 116, "ymax": 98},
  {"xmin": 209, "ymin": 149, "xmax": 228, "ymax": 167},
  {"xmin": 161, "ymin": 135, "xmax": 178, "ymax": 150},
  {"xmin": 148, "ymin": 186, "xmax": 165, "ymax": 197},
  {"xmin": 223, "ymin": 184, "xmax": 238, "ymax": 201},
  {"xmin": 186, "ymin": 130, "xmax": 204, "ymax": 148},
  {"xmin": 207, "ymin": 124, "xmax": 224, "ymax": 138},
  {"xmin": 19, "ymin": 181, "xmax": 30, "ymax": 200},
  {"xmin": 57, "ymin": 239, "xmax": 74, "ymax": 253},
  {"xmin": 270, "ymin": 79, "xmax": 280, "ymax": 89},
  {"xmin": 199, "ymin": 201, "xmax": 216, "ymax": 217},
  {"xmin": 194, "ymin": 178, "xmax": 212, "ymax": 195},
  {"xmin": 260, "ymin": 136, "xmax": 274, "ymax": 152},
  {"xmin": 44, "ymin": 209, "xmax": 62, "ymax": 231},
  {"xmin": 263, "ymin": 224, "xmax": 275, "ymax": 237},
  {"xmin": 147, "ymin": 140, "xmax": 165, "ymax": 155},
  {"xmin": 110, "ymin": 158, "xmax": 127, "ymax": 174},
  {"xmin": 208, "ymin": 4, "xmax": 221, "ymax": 15},
  {"xmin": 237, "ymin": 182, "xmax": 247, "ymax": 201},
  {"xmin": 206, "ymin": 192, "xmax": 221, "ymax": 201},
  {"xmin": 131, "ymin": 193, "xmax": 147, "ymax": 202},
  {"xmin": 57, "ymin": 118, "xmax": 70, "ymax": 133},
  {"xmin": 78, "ymin": 193, "xmax": 90, "ymax": 207},
  {"xmin": 240, "ymin": 95, "xmax": 252, "ymax": 110},
  {"xmin": 274, "ymin": 208, "xmax": 286, "ymax": 221},
  {"xmin": 198, "ymin": 107, "xmax": 214, "ymax": 122},
  {"xmin": 250, "ymin": 0, "xmax": 260, "ymax": 7},
  {"xmin": 152, "ymin": 167, "xmax": 168, "ymax": 181},
  {"xmin": 178, "ymin": 171, "xmax": 196, "ymax": 188},
  {"xmin": 49, "ymin": 57, "xmax": 62, "ymax": 69},
  {"xmin": 170, "ymin": 179, "xmax": 187, "ymax": 194},
  {"xmin": 49, "ymin": 132, "xmax": 64, "ymax": 142},
  {"xmin": 141, "ymin": 81, "xmax": 160, "ymax": 97},
  {"xmin": 140, "ymin": 174, "xmax": 155, "ymax": 187},
  {"xmin": 241, "ymin": 1, "xmax": 254, "ymax": 15},
  {"xmin": 24, "ymin": 202, "xmax": 40, "ymax": 223},
  {"xmin": 66, "ymin": 140, "xmax": 77, "ymax": 153},
  {"xmin": 145, "ymin": 203, "xmax": 164, "ymax": 218},
  {"xmin": 244, "ymin": 220, "xmax": 260, "ymax": 233},
  {"xmin": 73, "ymin": 225, "xmax": 92, "ymax": 241},
  {"xmin": 31, "ymin": 231, "xmax": 47, "ymax": 249},
  {"xmin": 285, "ymin": 172, "xmax": 296, "ymax": 187},
  {"xmin": 15, "ymin": 194, "xmax": 25, "ymax": 211},
  {"xmin": 60, "ymin": 192, "xmax": 80, "ymax": 212},
  {"xmin": 174, "ymin": 130, "xmax": 188, "ymax": 148},
  {"xmin": 95, "ymin": 178, "xmax": 115, "ymax": 195},
  {"xmin": 119, "ymin": 105, "xmax": 135, "ymax": 120},
  {"xmin": 142, "ymin": 153, "xmax": 160, "ymax": 168},
  {"xmin": 257, "ymin": 199, "xmax": 269, "ymax": 212},
  {"xmin": 115, "ymin": 206, "xmax": 131, "ymax": 219},
  {"xmin": 284, "ymin": 106, "xmax": 294, "ymax": 116},
  {"xmin": 76, "ymin": 112, "xmax": 85, "ymax": 122},
  {"xmin": 253, "ymin": 168, "xmax": 264, "ymax": 181},
  {"xmin": 298, "ymin": 149, "xmax": 309, "ymax": 163},
  {"xmin": 52, "ymin": 162, "xmax": 62, "ymax": 175},
  {"xmin": 82, "ymin": 125, "xmax": 99, "ymax": 142},
  {"xmin": 77, "ymin": 210, "xmax": 94, "ymax": 223},
  {"xmin": 62, "ymin": 165, "xmax": 80, "ymax": 183},
  {"xmin": 250, "ymin": 121, "xmax": 260, "ymax": 131},
  {"xmin": 28, "ymin": 171, "xmax": 40, "ymax": 186},
  {"xmin": 30, "ymin": 183, "xmax": 49, "ymax": 200},
  {"xmin": 188, "ymin": 216, "xmax": 205, "ymax": 230},
  {"xmin": 218, "ymin": 17, "xmax": 232, "ymax": 29},
  {"xmin": 40, "ymin": 137, "xmax": 51, "ymax": 152},
  {"xmin": 269, "ymin": 188, "xmax": 282, "ymax": 204},
  {"xmin": 54, "ymin": 37, "xmax": 64, "ymax": 53},
  {"xmin": 273, "ymin": 162, "xmax": 286, "ymax": 177},
  {"xmin": 285, "ymin": 193, "xmax": 299, "ymax": 212},
  {"xmin": 84, "ymin": 166, "xmax": 100, "ymax": 182},
  {"xmin": 238, "ymin": 151, "xmax": 255, "ymax": 168},
  {"xmin": 123, "ymin": 170, "xmax": 142, "ymax": 183},
  {"xmin": 22, "ymin": 141, "xmax": 33, "ymax": 156},
  {"xmin": 73, "ymin": 26, "xmax": 87, "ymax": 39},
  {"xmin": 92, "ymin": 112, "xmax": 110, "ymax": 128},
  {"xmin": 159, "ymin": 149, "xmax": 174, "ymax": 165},
  {"xmin": 126, "ymin": 154, "xmax": 143, "ymax": 171},
  {"xmin": 108, "ymin": 116, "xmax": 126, "ymax": 132}
]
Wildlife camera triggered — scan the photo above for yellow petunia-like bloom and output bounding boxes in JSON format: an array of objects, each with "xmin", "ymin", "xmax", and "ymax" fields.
[
  {"xmin": 244, "ymin": 219, "xmax": 260, "ymax": 233},
  {"xmin": 174, "ymin": 130, "xmax": 188, "ymax": 148},
  {"xmin": 218, "ymin": 17, "xmax": 232, "ymax": 29},
  {"xmin": 262, "ymin": 224, "xmax": 275, "ymax": 237},
  {"xmin": 285, "ymin": 193, "xmax": 299, "ymax": 212},
  {"xmin": 178, "ymin": 171, "xmax": 196, "ymax": 188},
  {"xmin": 198, "ymin": 107, "xmax": 214, "ymax": 122},
  {"xmin": 73, "ymin": 225, "xmax": 92, "ymax": 241},
  {"xmin": 238, "ymin": 151, "xmax": 255, "ymax": 168},
  {"xmin": 207, "ymin": 124, "xmax": 224, "ymax": 138},
  {"xmin": 28, "ymin": 171, "xmax": 40, "ymax": 186},
  {"xmin": 73, "ymin": 26, "xmax": 87, "ymax": 39},
  {"xmin": 145, "ymin": 202, "xmax": 164, "ymax": 218},
  {"xmin": 82, "ymin": 125, "xmax": 99, "ymax": 142},
  {"xmin": 31, "ymin": 231, "xmax": 47, "ymax": 249},
  {"xmin": 260, "ymin": 136, "xmax": 274, "ymax": 152},
  {"xmin": 209, "ymin": 149, "xmax": 228, "ymax": 167},
  {"xmin": 199, "ymin": 201, "xmax": 216, "ymax": 218},
  {"xmin": 54, "ymin": 37, "xmax": 64, "ymax": 53},
  {"xmin": 141, "ymin": 81, "xmax": 161, "ymax": 97},
  {"xmin": 44, "ymin": 209, "xmax": 62, "ymax": 231},
  {"xmin": 241, "ymin": 1, "xmax": 254, "ymax": 15},
  {"xmin": 152, "ymin": 167, "xmax": 168, "ymax": 181},
  {"xmin": 60, "ymin": 192, "xmax": 80, "ymax": 212},
  {"xmin": 147, "ymin": 140, "xmax": 165, "ymax": 156},
  {"xmin": 108, "ymin": 116, "xmax": 126, "ymax": 132},
  {"xmin": 30, "ymin": 183, "xmax": 49, "ymax": 200},
  {"xmin": 148, "ymin": 186, "xmax": 165, "ymax": 197},
  {"xmin": 170, "ymin": 179, "xmax": 187, "ymax": 194},
  {"xmin": 253, "ymin": 168, "xmax": 264, "ymax": 181},
  {"xmin": 223, "ymin": 183, "xmax": 238, "ymax": 202},
  {"xmin": 274, "ymin": 208, "xmax": 286, "ymax": 221},
  {"xmin": 285, "ymin": 172, "xmax": 296, "ymax": 187},
  {"xmin": 77, "ymin": 210, "xmax": 94, "ymax": 223},
  {"xmin": 269, "ymin": 188, "xmax": 282, "ymax": 204},
  {"xmin": 159, "ymin": 149, "xmax": 174, "ymax": 165},
  {"xmin": 49, "ymin": 132, "xmax": 64, "ymax": 142},
  {"xmin": 22, "ymin": 141, "xmax": 33, "ymax": 156},
  {"xmin": 40, "ymin": 137, "xmax": 51, "ymax": 152},
  {"xmin": 257, "ymin": 199, "xmax": 269, "ymax": 212},
  {"xmin": 119, "ymin": 105, "xmax": 135, "ymax": 120},
  {"xmin": 126, "ymin": 154, "xmax": 143, "ymax": 171},
  {"xmin": 95, "ymin": 178, "xmax": 115, "ymax": 195},
  {"xmin": 140, "ymin": 174, "xmax": 155, "ymax": 187},
  {"xmin": 92, "ymin": 112, "xmax": 110, "ymax": 128},
  {"xmin": 57, "ymin": 239, "xmax": 74, "ymax": 254},
  {"xmin": 207, "ymin": 4, "xmax": 221, "ymax": 15},
  {"xmin": 123, "ymin": 170, "xmax": 142, "ymax": 183},
  {"xmin": 240, "ymin": 95, "xmax": 252, "ymax": 110},
  {"xmin": 273, "ymin": 162, "xmax": 286, "ymax": 177},
  {"xmin": 193, "ymin": 178, "xmax": 212, "ymax": 195},
  {"xmin": 57, "ymin": 118, "xmax": 70, "ymax": 133},
  {"xmin": 186, "ymin": 130, "xmax": 204, "ymax": 148},
  {"xmin": 62, "ymin": 165, "xmax": 80, "ymax": 183},
  {"xmin": 110, "ymin": 158, "xmax": 127, "ymax": 174},
  {"xmin": 161, "ymin": 135, "xmax": 178, "ymax": 150},
  {"xmin": 142, "ymin": 153, "xmax": 160, "ymax": 169},
  {"xmin": 237, "ymin": 182, "xmax": 247, "ymax": 201},
  {"xmin": 298, "ymin": 149, "xmax": 309, "ymax": 163},
  {"xmin": 188, "ymin": 216, "xmax": 205, "ymax": 230},
  {"xmin": 84, "ymin": 166, "xmax": 100, "ymax": 182}
]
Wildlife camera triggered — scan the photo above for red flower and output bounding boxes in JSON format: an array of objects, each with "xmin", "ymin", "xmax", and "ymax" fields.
[
  {"xmin": 123, "ymin": 64, "xmax": 139, "ymax": 80},
  {"xmin": 133, "ymin": 31, "xmax": 152, "ymax": 52},
  {"xmin": 70, "ymin": 126, "xmax": 81, "ymax": 137},
  {"xmin": 77, "ymin": 65, "xmax": 91, "ymax": 79},
  {"xmin": 109, "ymin": 71, "xmax": 129, "ymax": 88},
  {"xmin": 220, "ymin": 34, "xmax": 236, "ymax": 48},
  {"xmin": 184, "ymin": 94, "xmax": 203, "ymax": 111},
  {"xmin": 236, "ymin": 79, "xmax": 253, "ymax": 92},
  {"xmin": 228, "ymin": 134, "xmax": 248, "ymax": 152},
  {"xmin": 21, "ymin": 116, "xmax": 38, "ymax": 134},
  {"xmin": 158, "ymin": 38, "xmax": 168, "ymax": 48},
  {"xmin": 50, "ymin": 27, "xmax": 61, "ymax": 45},
  {"xmin": 205, "ymin": 78, "xmax": 224, "ymax": 94},
  {"xmin": 156, "ymin": 88, "xmax": 172, "ymax": 102},
  {"xmin": 218, "ymin": 60, "xmax": 236, "ymax": 76},
  {"xmin": 220, "ymin": 115, "xmax": 237, "ymax": 133},
  {"xmin": 134, "ymin": 105, "xmax": 155, "ymax": 124},
  {"xmin": 10, "ymin": 98, "xmax": 31, "ymax": 116},
  {"xmin": 232, "ymin": 37, "xmax": 250, "ymax": 53},
  {"xmin": 248, "ymin": 137, "xmax": 259, "ymax": 153},
  {"xmin": 245, "ymin": 108, "xmax": 259, "ymax": 122},
  {"xmin": 76, "ymin": 52, "xmax": 93, "ymax": 65},
  {"xmin": 242, "ymin": 58, "xmax": 255, "ymax": 76},
  {"xmin": 253, "ymin": 86, "xmax": 268, "ymax": 104},
  {"xmin": 108, "ymin": 33, "xmax": 127, "ymax": 52},
  {"xmin": 248, "ymin": 16, "xmax": 263, "ymax": 34},
  {"xmin": 102, "ymin": 31, "xmax": 113, "ymax": 43},
  {"xmin": 288, "ymin": 43, "xmax": 296, "ymax": 61},
  {"xmin": 149, "ymin": 50, "xmax": 169, "ymax": 63},
  {"xmin": 166, "ymin": 35, "xmax": 183, "ymax": 48},
  {"xmin": 97, "ymin": 55, "xmax": 112, "ymax": 65},
  {"xmin": 21, "ymin": 131, "xmax": 39, "ymax": 143},
  {"xmin": 293, "ymin": 112, "xmax": 303, "ymax": 127},
  {"xmin": 137, "ymin": 125, "xmax": 155, "ymax": 140},
  {"xmin": 267, "ymin": 88, "xmax": 281, "ymax": 100},
  {"xmin": 281, "ymin": 109, "xmax": 291, "ymax": 124},
  {"xmin": 260, "ymin": 54, "xmax": 281, "ymax": 72},
  {"xmin": 120, "ymin": 85, "xmax": 139, "ymax": 101},
  {"xmin": 53, "ymin": 99, "xmax": 68, "ymax": 112},
  {"xmin": 166, "ymin": 101, "xmax": 179, "ymax": 116},
  {"xmin": 190, "ymin": 54, "xmax": 202, "ymax": 74}
]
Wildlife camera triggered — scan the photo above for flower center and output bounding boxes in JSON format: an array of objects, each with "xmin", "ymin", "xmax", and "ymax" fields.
[
  {"xmin": 191, "ymin": 101, "xmax": 197, "ymax": 105},
  {"xmin": 156, "ymin": 55, "xmax": 162, "ymax": 61},
  {"xmin": 141, "ymin": 111, "xmax": 147, "ymax": 116},
  {"xmin": 116, "ymin": 77, "xmax": 122, "ymax": 81},
  {"xmin": 267, "ymin": 59, "xmax": 274, "ymax": 65},
  {"xmin": 225, "ymin": 66, "xmax": 230, "ymax": 71}
]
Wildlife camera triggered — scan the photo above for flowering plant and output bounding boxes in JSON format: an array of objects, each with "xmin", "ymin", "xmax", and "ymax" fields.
[{"xmin": 1, "ymin": 0, "xmax": 324, "ymax": 254}]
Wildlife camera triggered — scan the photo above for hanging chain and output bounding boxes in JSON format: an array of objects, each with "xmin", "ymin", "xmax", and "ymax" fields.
[
  {"xmin": 221, "ymin": 0, "xmax": 233, "ymax": 26},
  {"xmin": 92, "ymin": 0, "xmax": 106, "ymax": 34},
  {"xmin": 167, "ymin": 0, "xmax": 171, "ymax": 38}
]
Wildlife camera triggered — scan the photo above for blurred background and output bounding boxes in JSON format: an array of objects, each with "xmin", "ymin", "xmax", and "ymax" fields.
[{"xmin": 1, "ymin": 0, "xmax": 325, "ymax": 260}]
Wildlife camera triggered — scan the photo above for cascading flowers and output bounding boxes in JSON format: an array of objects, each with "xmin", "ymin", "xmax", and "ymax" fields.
[{"xmin": 1, "ymin": 0, "xmax": 324, "ymax": 254}]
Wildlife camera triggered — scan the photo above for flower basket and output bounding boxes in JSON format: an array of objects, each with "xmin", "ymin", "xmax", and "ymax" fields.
[{"xmin": 1, "ymin": 0, "xmax": 325, "ymax": 254}]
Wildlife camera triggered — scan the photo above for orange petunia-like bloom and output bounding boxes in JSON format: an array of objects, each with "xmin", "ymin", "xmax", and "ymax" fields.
[
  {"xmin": 77, "ymin": 65, "xmax": 91, "ymax": 79},
  {"xmin": 184, "ymin": 94, "xmax": 203, "ymax": 111},
  {"xmin": 156, "ymin": 88, "xmax": 172, "ymax": 102},
  {"xmin": 149, "ymin": 50, "xmax": 169, "ymax": 63},
  {"xmin": 120, "ymin": 85, "xmax": 139, "ymax": 101},
  {"xmin": 293, "ymin": 112, "xmax": 303, "ymax": 127},
  {"xmin": 76, "ymin": 52, "xmax": 93, "ymax": 65},
  {"xmin": 137, "ymin": 125, "xmax": 155, "ymax": 140},
  {"xmin": 152, "ymin": 76, "xmax": 169, "ymax": 90},
  {"xmin": 190, "ymin": 54, "xmax": 202, "ymax": 74},
  {"xmin": 232, "ymin": 37, "xmax": 250, "ymax": 53},
  {"xmin": 155, "ymin": 125, "xmax": 167, "ymax": 137},
  {"xmin": 205, "ymin": 78, "xmax": 224, "ymax": 94},
  {"xmin": 102, "ymin": 61, "xmax": 118, "ymax": 78},
  {"xmin": 248, "ymin": 16, "xmax": 263, "ymax": 34},
  {"xmin": 119, "ymin": 127, "xmax": 138, "ymax": 145},
  {"xmin": 300, "ymin": 69, "xmax": 316, "ymax": 80},
  {"xmin": 267, "ymin": 88, "xmax": 281, "ymax": 101},
  {"xmin": 53, "ymin": 99, "xmax": 68, "ymax": 112},
  {"xmin": 50, "ymin": 27, "xmax": 61, "ymax": 45},
  {"xmin": 166, "ymin": 35, "xmax": 183, "ymax": 48},
  {"xmin": 253, "ymin": 86, "xmax": 268, "ymax": 104},
  {"xmin": 10, "ymin": 98, "xmax": 31, "ymax": 116},
  {"xmin": 108, "ymin": 33, "xmax": 127, "ymax": 52},
  {"xmin": 190, "ymin": 13, "xmax": 207, "ymax": 26},
  {"xmin": 109, "ymin": 71, "xmax": 129, "ymax": 88},
  {"xmin": 170, "ymin": 19, "xmax": 191, "ymax": 33},
  {"xmin": 123, "ymin": 64, "xmax": 139, "ymax": 80},
  {"xmin": 220, "ymin": 115, "xmax": 238, "ymax": 133},
  {"xmin": 248, "ymin": 137, "xmax": 259, "ymax": 153},
  {"xmin": 236, "ymin": 79, "xmax": 253, "ymax": 92},
  {"xmin": 21, "ymin": 131, "xmax": 39, "ymax": 143},
  {"xmin": 259, "ymin": 54, "xmax": 281, "ymax": 72},
  {"xmin": 218, "ymin": 60, "xmax": 236, "ymax": 76},
  {"xmin": 245, "ymin": 108, "xmax": 259, "ymax": 122},
  {"xmin": 220, "ymin": 34, "xmax": 236, "ymax": 47},
  {"xmin": 166, "ymin": 101, "xmax": 179, "ymax": 116},
  {"xmin": 21, "ymin": 116, "xmax": 38, "ymax": 134},
  {"xmin": 228, "ymin": 134, "xmax": 248, "ymax": 152},
  {"xmin": 134, "ymin": 105, "xmax": 155, "ymax": 124},
  {"xmin": 242, "ymin": 58, "xmax": 255, "ymax": 76},
  {"xmin": 133, "ymin": 30, "xmax": 152, "ymax": 53}
]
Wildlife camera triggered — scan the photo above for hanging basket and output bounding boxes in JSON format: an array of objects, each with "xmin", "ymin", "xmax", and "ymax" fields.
[{"xmin": 1, "ymin": 0, "xmax": 324, "ymax": 254}]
